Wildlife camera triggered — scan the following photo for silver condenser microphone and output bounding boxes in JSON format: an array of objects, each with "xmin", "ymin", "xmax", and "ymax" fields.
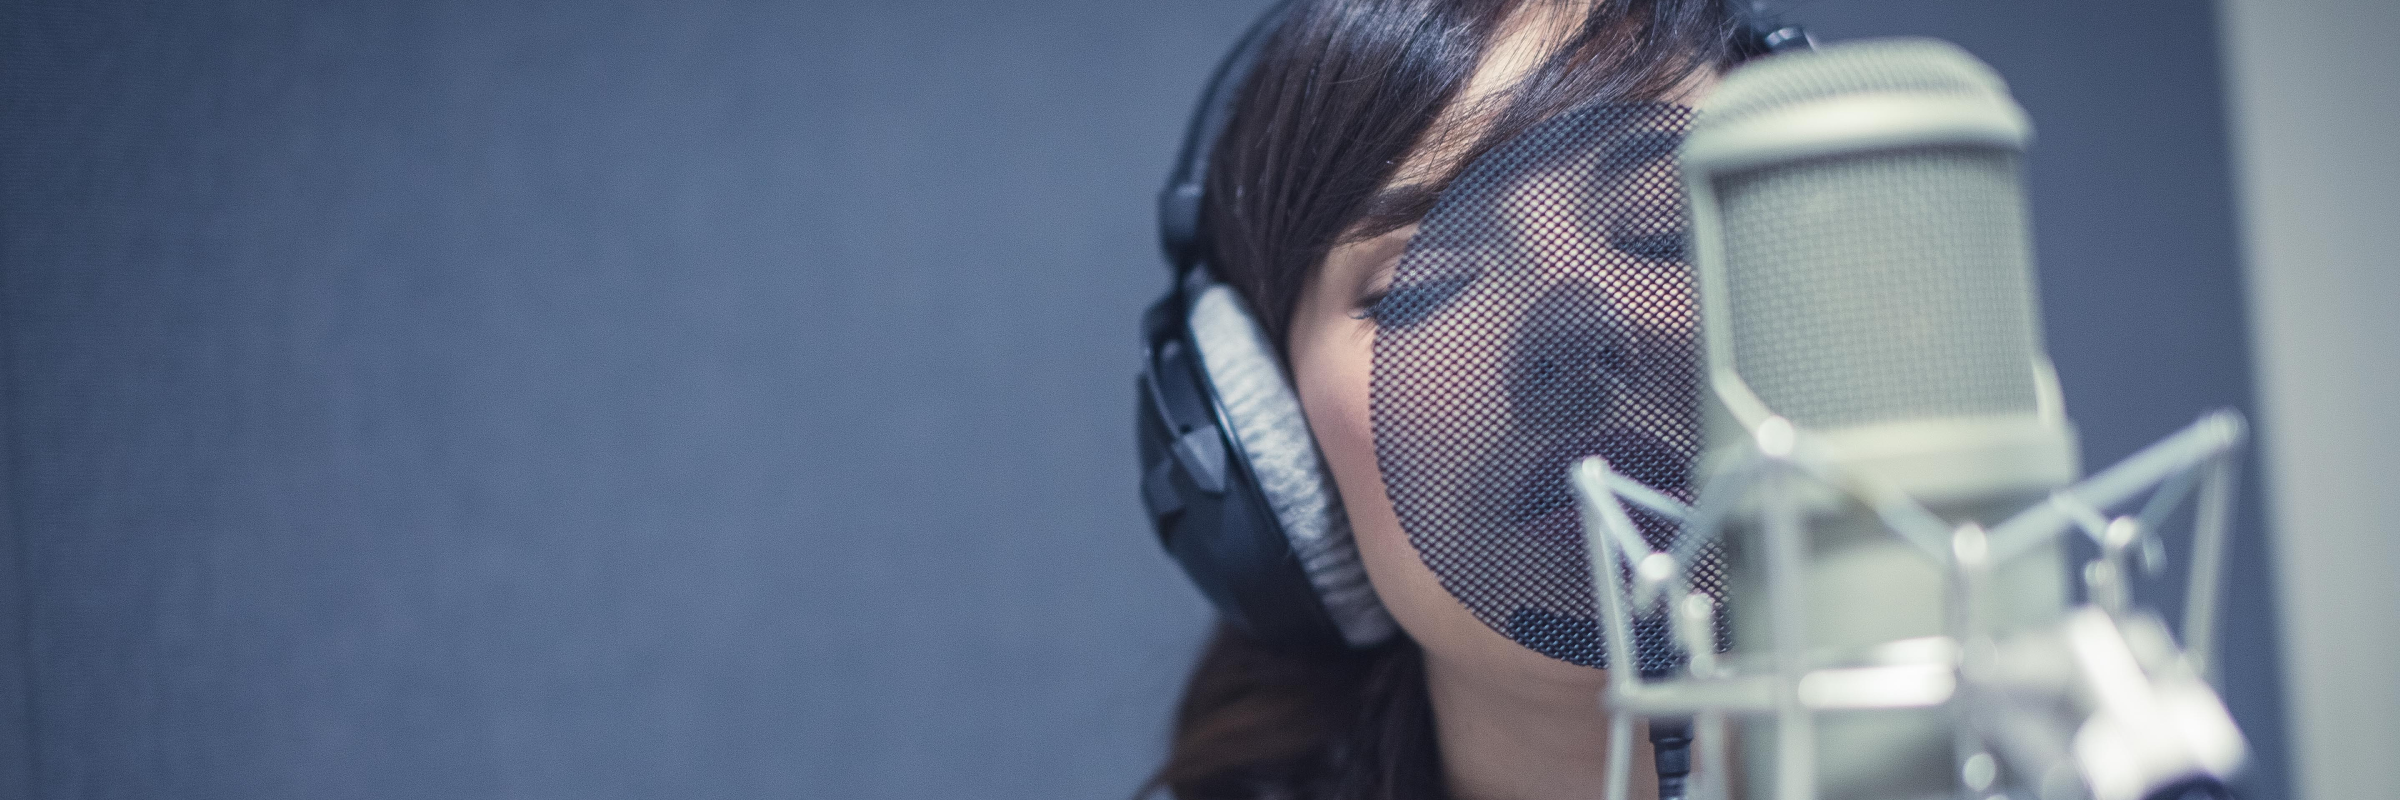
[
  {"xmin": 1689, "ymin": 36, "xmax": 2078, "ymax": 800},
  {"xmin": 1570, "ymin": 38, "xmax": 2248, "ymax": 800}
]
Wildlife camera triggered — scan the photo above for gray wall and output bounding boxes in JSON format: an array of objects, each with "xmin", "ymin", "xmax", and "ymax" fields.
[
  {"xmin": 0, "ymin": 1, "xmax": 2288, "ymax": 798},
  {"xmin": 0, "ymin": 2, "xmax": 1262, "ymax": 797},
  {"xmin": 2221, "ymin": 0, "xmax": 2400, "ymax": 797}
]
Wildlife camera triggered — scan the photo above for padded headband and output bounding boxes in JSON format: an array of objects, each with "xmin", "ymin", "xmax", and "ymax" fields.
[{"xmin": 1157, "ymin": 1, "xmax": 1295, "ymax": 274}]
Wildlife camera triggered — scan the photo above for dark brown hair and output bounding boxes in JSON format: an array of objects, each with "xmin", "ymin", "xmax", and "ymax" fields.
[
  {"xmin": 1147, "ymin": 2, "xmax": 1739, "ymax": 799},
  {"xmin": 1203, "ymin": 0, "xmax": 1738, "ymax": 349}
]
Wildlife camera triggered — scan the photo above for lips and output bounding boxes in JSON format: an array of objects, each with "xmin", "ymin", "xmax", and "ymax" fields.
[{"xmin": 1509, "ymin": 425, "xmax": 1691, "ymax": 527}]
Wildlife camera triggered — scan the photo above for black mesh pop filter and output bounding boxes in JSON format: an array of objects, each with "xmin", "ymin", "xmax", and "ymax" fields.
[{"xmin": 1370, "ymin": 102, "xmax": 1722, "ymax": 672}]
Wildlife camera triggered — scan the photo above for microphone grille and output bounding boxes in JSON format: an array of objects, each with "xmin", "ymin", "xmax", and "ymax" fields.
[
  {"xmin": 1717, "ymin": 148, "xmax": 2041, "ymax": 428},
  {"xmin": 1696, "ymin": 40, "xmax": 2044, "ymax": 431}
]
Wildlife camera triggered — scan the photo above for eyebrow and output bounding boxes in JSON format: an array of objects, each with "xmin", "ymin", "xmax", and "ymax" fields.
[{"xmin": 1348, "ymin": 184, "xmax": 1442, "ymax": 242}]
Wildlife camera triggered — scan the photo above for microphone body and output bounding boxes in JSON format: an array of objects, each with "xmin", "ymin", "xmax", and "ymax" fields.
[
  {"xmin": 1575, "ymin": 37, "xmax": 2245, "ymax": 800},
  {"xmin": 1682, "ymin": 39, "xmax": 2078, "ymax": 800}
]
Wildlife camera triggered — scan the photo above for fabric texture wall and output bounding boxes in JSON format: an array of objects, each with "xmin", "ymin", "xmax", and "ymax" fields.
[
  {"xmin": 0, "ymin": 1, "xmax": 2285, "ymax": 798},
  {"xmin": 0, "ymin": 2, "xmax": 1254, "ymax": 797}
]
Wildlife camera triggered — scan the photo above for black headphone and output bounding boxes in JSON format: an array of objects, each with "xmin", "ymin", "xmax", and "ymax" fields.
[{"xmin": 1135, "ymin": 1, "xmax": 1812, "ymax": 653}]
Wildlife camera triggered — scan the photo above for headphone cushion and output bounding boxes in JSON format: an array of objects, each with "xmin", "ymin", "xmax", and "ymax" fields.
[{"xmin": 1186, "ymin": 282, "xmax": 1397, "ymax": 647}]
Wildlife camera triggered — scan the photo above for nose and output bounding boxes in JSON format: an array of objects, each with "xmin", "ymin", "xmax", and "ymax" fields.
[{"xmin": 1506, "ymin": 279, "xmax": 1636, "ymax": 425}]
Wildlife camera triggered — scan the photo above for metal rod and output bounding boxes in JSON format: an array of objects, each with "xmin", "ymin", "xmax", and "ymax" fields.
[
  {"xmin": 1684, "ymin": 594, "xmax": 1732, "ymax": 800},
  {"xmin": 1948, "ymin": 524, "xmax": 1993, "ymax": 800},
  {"xmin": 1763, "ymin": 461, "xmax": 1817, "ymax": 800},
  {"xmin": 1606, "ymin": 469, "xmax": 1693, "ymax": 522},
  {"xmin": 2134, "ymin": 462, "xmax": 2203, "ymax": 548},
  {"xmin": 2184, "ymin": 453, "xmax": 2238, "ymax": 684},
  {"xmin": 1576, "ymin": 458, "xmax": 1649, "ymax": 700},
  {"xmin": 1605, "ymin": 710, "xmax": 1636, "ymax": 800},
  {"xmin": 1989, "ymin": 410, "xmax": 2245, "ymax": 563},
  {"xmin": 1781, "ymin": 446, "xmax": 1954, "ymax": 562}
]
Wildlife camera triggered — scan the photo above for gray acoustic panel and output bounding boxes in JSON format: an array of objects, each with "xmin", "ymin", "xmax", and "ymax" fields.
[
  {"xmin": 0, "ymin": 2, "xmax": 1260, "ymax": 798},
  {"xmin": 2221, "ymin": 0, "xmax": 2400, "ymax": 798}
]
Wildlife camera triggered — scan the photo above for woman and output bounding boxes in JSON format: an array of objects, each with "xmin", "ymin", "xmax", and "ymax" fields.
[{"xmin": 1140, "ymin": 1, "xmax": 1755, "ymax": 799}]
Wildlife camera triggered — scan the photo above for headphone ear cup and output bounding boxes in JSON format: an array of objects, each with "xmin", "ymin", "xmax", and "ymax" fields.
[
  {"xmin": 1138, "ymin": 289, "xmax": 1350, "ymax": 651},
  {"xmin": 1140, "ymin": 1, "xmax": 1389, "ymax": 651},
  {"xmin": 1181, "ymin": 283, "xmax": 1396, "ymax": 648}
]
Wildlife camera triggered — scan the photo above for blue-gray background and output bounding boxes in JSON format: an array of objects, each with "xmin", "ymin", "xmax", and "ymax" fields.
[{"xmin": 0, "ymin": 1, "xmax": 2286, "ymax": 798}]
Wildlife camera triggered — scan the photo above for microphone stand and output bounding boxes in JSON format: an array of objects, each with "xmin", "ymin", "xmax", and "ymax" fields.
[
  {"xmin": 1649, "ymin": 715, "xmax": 1694, "ymax": 800},
  {"xmin": 1639, "ymin": 626, "xmax": 1695, "ymax": 800},
  {"xmin": 1573, "ymin": 411, "xmax": 2254, "ymax": 800}
]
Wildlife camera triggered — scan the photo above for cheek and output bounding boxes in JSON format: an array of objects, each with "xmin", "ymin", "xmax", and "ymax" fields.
[
  {"xmin": 1286, "ymin": 321, "xmax": 1391, "ymax": 561},
  {"xmin": 1285, "ymin": 316, "xmax": 1517, "ymax": 660},
  {"xmin": 1289, "ymin": 304, "xmax": 1616, "ymax": 691}
]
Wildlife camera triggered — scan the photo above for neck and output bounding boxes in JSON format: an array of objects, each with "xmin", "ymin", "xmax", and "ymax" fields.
[{"xmin": 1424, "ymin": 651, "xmax": 1657, "ymax": 800}]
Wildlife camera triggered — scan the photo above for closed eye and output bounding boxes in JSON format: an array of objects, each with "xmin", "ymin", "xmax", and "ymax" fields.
[{"xmin": 1358, "ymin": 272, "xmax": 1476, "ymax": 328}]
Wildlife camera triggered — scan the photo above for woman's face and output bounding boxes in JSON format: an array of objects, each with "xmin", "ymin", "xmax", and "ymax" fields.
[
  {"xmin": 1285, "ymin": 12, "xmax": 1715, "ymax": 692},
  {"xmin": 1296, "ymin": 227, "xmax": 1664, "ymax": 694}
]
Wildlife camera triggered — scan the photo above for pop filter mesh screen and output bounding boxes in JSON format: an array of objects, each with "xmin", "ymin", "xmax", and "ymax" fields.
[{"xmin": 1370, "ymin": 102, "xmax": 1717, "ymax": 672}]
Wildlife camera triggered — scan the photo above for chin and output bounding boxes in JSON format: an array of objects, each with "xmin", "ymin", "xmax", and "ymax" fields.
[{"xmin": 1349, "ymin": 497, "xmax": 1616, "ymax": 696}]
